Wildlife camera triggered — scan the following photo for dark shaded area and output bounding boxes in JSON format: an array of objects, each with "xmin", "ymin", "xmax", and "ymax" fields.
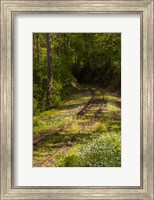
[{"xmin": 33, "ymin": 33, "xmax": 121, "ymax": 114}]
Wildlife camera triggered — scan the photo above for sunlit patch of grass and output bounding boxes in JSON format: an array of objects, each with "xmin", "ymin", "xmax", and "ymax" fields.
[
  {"xmin": 39, "ymin": 152, "xmax": 50, "ymax": 156},
  {"xmin": 76, "ymin": 117, "xmax": 88, "ymax": 124},
  {"xmin": 107, "ymin": 102, "xmax": 120, "ymax": 112},
  {"xmin": 33, "ymin": 151, "xmax": 40, "ymax": 156},
  {"xmin": 91, "ymin": 122, "xmax": 108, "ymax": 133},
  {"xmin": 33, "ymin": 156, "xmax": 47, "ymax": 161},
  {"xmin": 34, "ymin": 109, "xmax": 59, "ymax": 120},
  {"xmin": 111, "ymin": 124, "xmax": 121, "ymax": 132},
  {"xmin": 33, "ymin": 115, "xmax": 73, "ymax": 137},
  {"xmin": 64, "ymin": 89, "xmax": 91, "ymax": 104},
  {"xmin": 33, "ymin": 88, "xmax": 92, "ymax": 139},
  {"xmin": 82, "ymin": 96, "xmax": 92, "ymax": 101},
  {"xmin": 94, "ymin": 90, "xmax": 102, "ymax": 96},
  {"xmin": 53, "ymin": 131, "xmax": 121, "ymax": 167},
  {"xmin": 67, "ymin": 123, "xmax": 81, "ymax": 134},
  {"xmin": 84, "ymin": 113, "xmax": 93, "ymax": 118},
  {"xmin": 105, "ymin": 93, "xmax": 120, "ymax": 101}
]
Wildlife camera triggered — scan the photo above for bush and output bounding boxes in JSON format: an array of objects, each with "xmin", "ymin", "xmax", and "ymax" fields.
[
  {"xmin": 52, "ymin": 95, "xmax": 63, "ymax": 107},
  {"xmin": 77, "ymin": 132, "xmax": 121, "ymax": 167},
  {"xmin": 61, "ymin": 87, "xmax": 71, "ymax": 99},
  {"xmin": 56, "ymin": 131, "xmax": 121, "ymax": 167},
  {"xmin": 33, "ymin": 98, "xmax": 38, "ymax": 115}
]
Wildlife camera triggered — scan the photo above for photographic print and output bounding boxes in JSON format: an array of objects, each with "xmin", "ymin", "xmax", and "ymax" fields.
[{"xmin": 33, "ymin": 33, "xmax": 121, "ymax": 167}]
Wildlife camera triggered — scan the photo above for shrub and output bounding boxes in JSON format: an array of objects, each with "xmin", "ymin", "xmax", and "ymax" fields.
[
  {"xmin": 56, "ymin": 131, "xmax": 121, "ymax": 167},
  {"xmin": 77, "ymin": 132, "xmax": 121, "ymax": 167}
]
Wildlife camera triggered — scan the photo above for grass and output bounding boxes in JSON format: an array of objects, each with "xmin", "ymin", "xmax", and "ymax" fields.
[
  {"xmin": 33, "ymin": 88, "xmax": 121, "ymax": 167},
  {"xmin": 33, "ymin": 89, "xmax": 91, "ymax": 139},
  {"xmin": 54, "ymin": 131, "xmax": 121, "ymax": 167}
]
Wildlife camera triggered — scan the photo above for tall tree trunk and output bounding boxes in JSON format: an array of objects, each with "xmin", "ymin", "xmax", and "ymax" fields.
[
  {"xmin": 33, "ymin": 33, "xmax": 36, "ymax": 62},
  {"xmin": 85, "ymin": 41, "xmax": 91, "ymax": 68},
  {"xmin": 66, "ymin": 35, "xmax": 69, "ymax": 62},
  {"xmin": 36, "ymin": 33, "xmax": 40, "ymax": 63},
  {"xmin": 46, "ymin": 33, "xmax": 53, "ymax": 110},
  {"xmin": 58, "ymin": 35, "xmax": 61, "ymax": 57}
]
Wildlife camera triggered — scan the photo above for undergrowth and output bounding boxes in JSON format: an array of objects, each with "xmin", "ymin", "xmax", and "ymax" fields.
[
  {"xmin": 54, "ymin": 131, "xmax": 121, "ymax": 167},
  {"xmin": 33, "ymin": 89, "xmax": 121, "ymax": 167}
]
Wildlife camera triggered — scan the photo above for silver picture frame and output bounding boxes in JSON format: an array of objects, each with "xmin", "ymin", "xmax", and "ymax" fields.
[{"xmin": 0, "ymin": 0, "xmax": 153, "ymax": 199}]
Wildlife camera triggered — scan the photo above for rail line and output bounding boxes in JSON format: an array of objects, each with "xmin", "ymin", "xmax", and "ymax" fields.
[
  {"xmin": 38, "ymin": 86, "xmax": 106, "ymax": 167},
  {"xmin": 33, "ymin": 87, "xmax": 95, "ymax": 147}
]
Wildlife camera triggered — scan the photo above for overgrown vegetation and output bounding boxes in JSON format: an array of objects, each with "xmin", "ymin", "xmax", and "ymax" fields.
[
  {"xmin": 55, "ymin": 131, "xmax": 121, "ymax": 167},
  {"xmin": 33, "ymin": 33, "xmax": 121, "ymax": 167},
  {"xmin": 33, "ymin": 33, "xmax": 121, "ymax": 114},
  {"xmin": 33, "ymin": 92, "xmax": 121, "ymax": 167}
]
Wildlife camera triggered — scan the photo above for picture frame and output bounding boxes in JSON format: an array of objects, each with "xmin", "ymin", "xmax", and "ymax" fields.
[{"xmin": 0, "ymin": 0, "xmax": 153, "ymax": 199}]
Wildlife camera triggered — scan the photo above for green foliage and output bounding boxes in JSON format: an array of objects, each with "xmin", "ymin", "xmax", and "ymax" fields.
[
  {"xmin": 55, "ymin": 132, "xmax": 121, "ymax": 167},
  {"xmin": 52, "ymin": 81, "xmax": 63, "ymax": 107},
  {"xmin": 33, "ymin": 33, "xmax": 121, "ymax": 114},
  {"xmin": 33, "ymin": 109, "xmax": 73, "ymax": 137},
  {"xmin": 33, "ymin": 98, "xmax": 38, "ymax": 115},
  {"xmin": 77, "ymin": 132, "xmax": 121, "ymax": 167},
  {"xmin": 61, "ymin": 87, "xmax": 71, "ymax": 99}
]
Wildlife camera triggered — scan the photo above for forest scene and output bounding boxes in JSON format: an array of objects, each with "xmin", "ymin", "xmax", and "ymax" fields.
[{"xmin": 33, "ymin": 33, "xmax": 121, "ymax": 167}]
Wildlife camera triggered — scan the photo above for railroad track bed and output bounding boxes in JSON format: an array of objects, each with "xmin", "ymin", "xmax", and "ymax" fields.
[
  {"xmin": 33, "ymin": 86, "xmax": 121, "ymax": 167},
  {"xmin": 34, "ymin": 86, "xmax": 106, "ymax": 167},
  {"xmin": 33, "ymin": 87, "xmax": 93, "ymax": 147}
]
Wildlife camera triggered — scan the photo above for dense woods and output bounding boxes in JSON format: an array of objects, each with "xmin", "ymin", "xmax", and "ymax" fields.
[
  {"xmin": 33, "ymin": 33, "xmax": 121, "ymax": 167},
  {"xmin": 33, "ymin": 33, "xmax": 121, "ymax": 114}
]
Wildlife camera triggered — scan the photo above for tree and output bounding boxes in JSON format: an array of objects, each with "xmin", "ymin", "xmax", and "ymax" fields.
[
  {"xmin": 33, "ymin": 33, "xmax": 121, "ymax": 114},
  {"xmin": 36, "ymin": 33, "xmax": 40, "ymax": 63},
  {"xmin": 46, "ymin": 33, "xmax": 53, "ymax": 110}
]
